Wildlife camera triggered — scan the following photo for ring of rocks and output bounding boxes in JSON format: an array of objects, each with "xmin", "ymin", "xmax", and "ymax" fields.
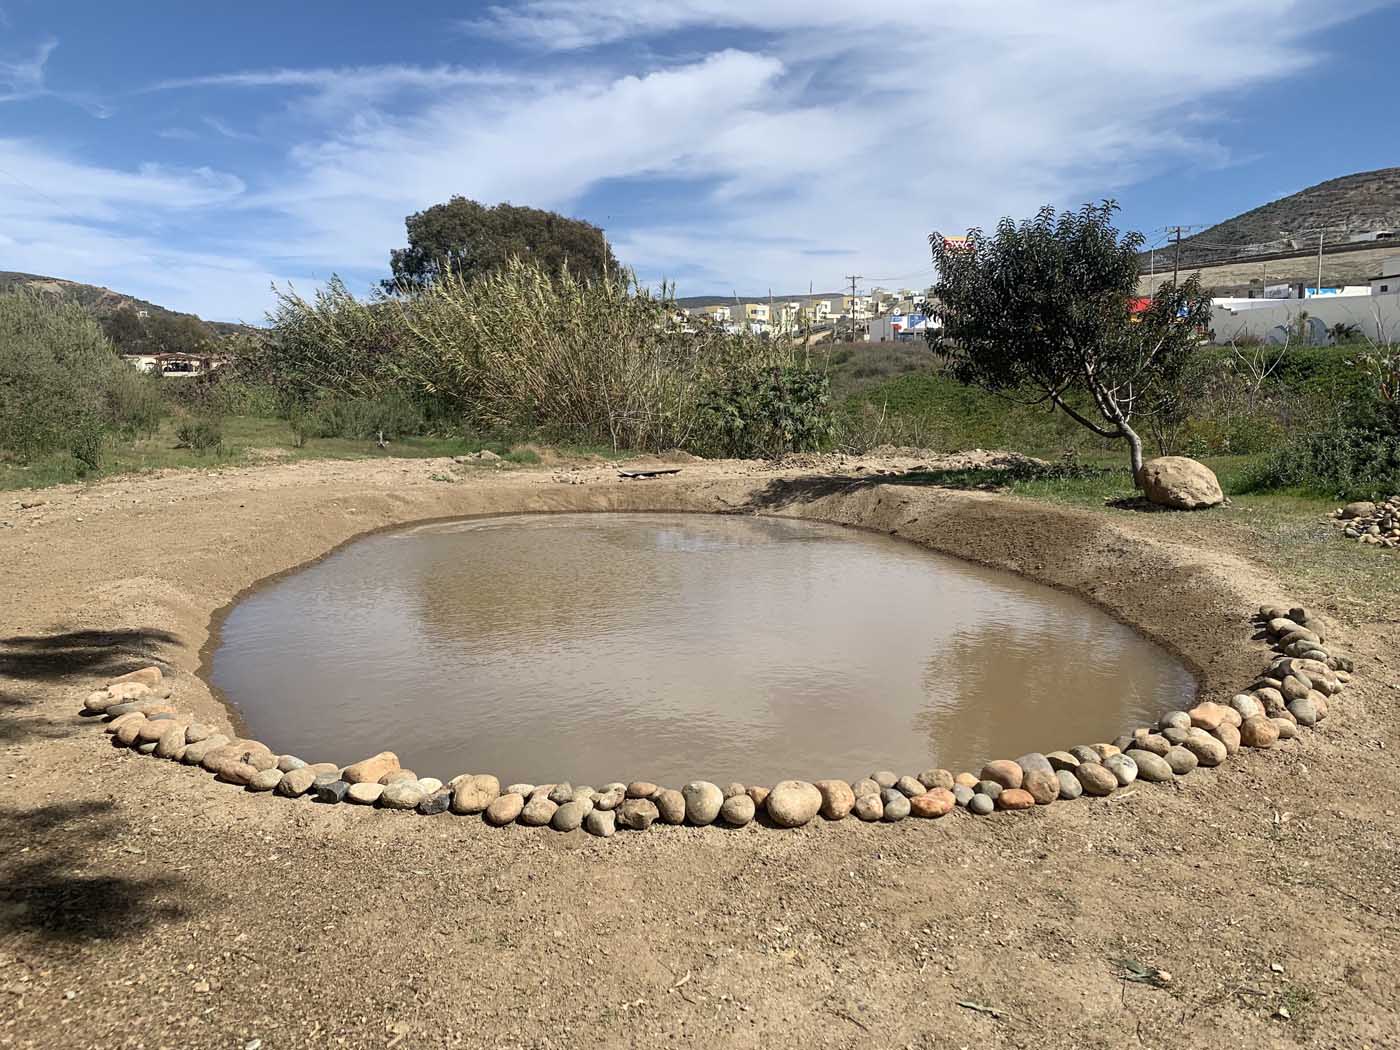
[{"xmin": 76, "ymin": 601, "xmax": 1352, "ymax": 837}]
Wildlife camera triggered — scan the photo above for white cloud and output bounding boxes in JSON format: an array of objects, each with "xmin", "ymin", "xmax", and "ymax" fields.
[
  {"xmin": 0, "ymin": 37, "xmax": 55, "ymax": 103},
  {"xmin": 1, "ymin": 2, "xmax": 1386, "ymax": 319}
]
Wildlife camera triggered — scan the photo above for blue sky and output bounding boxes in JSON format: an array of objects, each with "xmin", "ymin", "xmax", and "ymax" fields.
[{"xmin": 1, "ymin": 0, "xmax": 1397, "ymax": 322}]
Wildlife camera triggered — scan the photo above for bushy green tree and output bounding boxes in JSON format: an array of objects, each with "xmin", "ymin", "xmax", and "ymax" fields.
[
  {"xmin": 0, "ymin": 290, "xmax": 163, "ymax": 467},
  {"xmin": 928, "ymin": 202, "xmax": 1209, "ymax": 480},
  {"xmin": 385, "ymin": 197, "xmax": 618, "ymax": 292}
]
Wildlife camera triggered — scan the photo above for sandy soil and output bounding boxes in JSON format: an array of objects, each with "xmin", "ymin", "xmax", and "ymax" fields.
[{"xmin": 1, "ymin": 452, "xmax": 1397, "ymax": 1050}]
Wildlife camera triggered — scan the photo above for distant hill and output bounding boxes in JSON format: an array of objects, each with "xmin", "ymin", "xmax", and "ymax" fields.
[
  {"xmin": 1147, "ymin": 168, "xmax": 1400, "ymax": 270},
  {"xmin": 0, "ymin": 271, "xmax": 254, "ymax": 337}
]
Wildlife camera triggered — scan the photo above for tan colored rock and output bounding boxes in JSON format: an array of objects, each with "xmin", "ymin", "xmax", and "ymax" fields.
[
  {"xmin": 135, "ymin": 718, "xmax": 178, "ymax": 744},
  {"xmin": 1139, "ymin": 456, "xmax": 1224, "ymax": 510},
  {"xmin": 814, "ymin": 779, "xmax": 856, "ymax": 820},
  {"xmin": 1021, "ymin": 770, "xmax": 1059, "ymax": 805},
  {"xmin": 1212, "ymin": 721, "xmax": 1241, "ymax": 755},
  {"xmin": 449, "ymin": 774, "xmax": 501, "ymax": 815},
  {"xmin": 342, "ymin": 751, "xmax": 400, "ymax": 785},
  {"xmin": 1239, "ymin": 716, "xmax": 1280, "ymax": 749},
  {"xmin": 625, "ymin": 781, "xmax": 658, "ymax": 799},
  {"xmin": 248, "ymin": 768, "xmax": 283, "ymax": 792},
  {"xmin": 107, "ymin": 681, "xmax": 153, "ymax": 702},
  {"xmin": 1188, "ymin": 702, "xmax": 1229, "ymax": 731},
  {"xmin": 107, "ymin": 666, "xmax": 162, "ymax": 688},
  {"xmin": 277, "ymin": 767, "xmax": 316, "ymax": 797},
  {"xmin": 212, "ymin": 759, "xmax": 258, "ymax": 785},
  {"xmin": 104, "ymin": 711, "xmax": 145, "ymax": 735},
  {"xmin": 745, "ymin": 785, "xmax": 770, "ymax": 809},
  {"xmin": 954, "ymin": 772, "xmax": 980, "ymax": 788},
  {"xmin": 154, "ymin": 724, "xmax": 187, "ymax": 759},
  {"xmin": 484, "ymin": 793, "xmax": 525, "ymax": 826},
  {"xmin": 654, "ymin": 789, "xmax": 686, "ymax": 825},
  {"xmin": 765, "ymin": 781, "xmax": 823, "ymax": 828},
  {"xmin": 380, "ymin": 768, "xmax": 418, "ymax": 785}
]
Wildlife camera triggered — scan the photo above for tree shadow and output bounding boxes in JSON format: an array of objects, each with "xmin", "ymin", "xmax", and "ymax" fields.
[
  {"xmin": 0, "ymin": 628, "xmax": 178, "ymax": 682},
  {"xmin": 0, "ymin": 799, "xmax": 191, "ymax": 943},
  {"xmin": 0, "ymin": 684, "xmax": 76, "ymax": 746}
]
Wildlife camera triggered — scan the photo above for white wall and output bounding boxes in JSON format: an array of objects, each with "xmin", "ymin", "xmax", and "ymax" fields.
[{"xmin": 1210, "ymin": 291, "xmax": 1400, "ymax": 344}]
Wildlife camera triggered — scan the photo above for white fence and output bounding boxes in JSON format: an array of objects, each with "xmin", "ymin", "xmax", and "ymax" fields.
[{"xmin": 1210, "ymin": 292, "xmax": 1400, "ymax": 345}]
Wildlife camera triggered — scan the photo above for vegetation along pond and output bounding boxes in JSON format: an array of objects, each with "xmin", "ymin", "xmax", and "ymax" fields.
[{"xmin": 209, "ymin": 513, "xmax": 1197, "ymax": 785}]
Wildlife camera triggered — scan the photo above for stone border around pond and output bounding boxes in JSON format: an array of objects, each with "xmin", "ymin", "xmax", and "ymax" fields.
[{"xmin": 75, "ymin": 603, "xmax": 1352, "ymax": 837}]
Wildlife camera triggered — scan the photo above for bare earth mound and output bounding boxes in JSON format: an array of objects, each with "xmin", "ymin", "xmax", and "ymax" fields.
[{"xmin": 1, "ymin": 453, "xmax": 1397, "ymax": 1049}]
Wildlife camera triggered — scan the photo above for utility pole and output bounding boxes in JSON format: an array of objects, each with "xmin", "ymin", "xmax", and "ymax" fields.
[
  {"xmin": 1169, "ymin": 226, "xmax": 1184, "ymax": 285},
  {"xmin": 1316, "ymin": 230, "xmax": 1325, "ymax": 296},
  {"xmin": 845, "ymin": 274, "xmax": 862, "ymax": 343}
]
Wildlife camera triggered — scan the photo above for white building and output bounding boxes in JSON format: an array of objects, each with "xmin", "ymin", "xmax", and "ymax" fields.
[{"xmin": 1369, "ymin": 256, "xmax": 1400, "ymax": 296}]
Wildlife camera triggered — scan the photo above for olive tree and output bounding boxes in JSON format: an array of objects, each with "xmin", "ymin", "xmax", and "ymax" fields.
[{"xmin": 927, "ymin": 202, "xmax": 1209, "ymax": 481}]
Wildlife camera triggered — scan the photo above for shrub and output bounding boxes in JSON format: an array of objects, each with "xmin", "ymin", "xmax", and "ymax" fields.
[
  {"xmin": 175, "ymin": 415, "xmax": 224, "ymax": 454},
  {"xmin": 695, "ymin": 365, "xmax": 832, "ymax": 458},
  {"xmin": 0, "ymin": 290, "xmax": 136, "ymax": 461},
  {"xmin": 1243, "ymin": 424, "xmax": 1400, "ymax": 500}
]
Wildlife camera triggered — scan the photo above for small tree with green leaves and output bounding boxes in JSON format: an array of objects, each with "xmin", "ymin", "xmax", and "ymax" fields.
[{"xmin": 927, "ymin": 202, "xmax": 1209, "ymax": 481}]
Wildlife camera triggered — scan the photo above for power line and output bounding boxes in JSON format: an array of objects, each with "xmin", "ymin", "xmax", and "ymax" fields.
[{"xmin": 845, "ymin": 274, "xmax": 862, "ymax": 342}]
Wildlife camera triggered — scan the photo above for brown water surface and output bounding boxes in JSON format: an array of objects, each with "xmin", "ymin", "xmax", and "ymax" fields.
[{"xmin": 209, "ymin": 513, "xmax": 1196, "ymax": 785}]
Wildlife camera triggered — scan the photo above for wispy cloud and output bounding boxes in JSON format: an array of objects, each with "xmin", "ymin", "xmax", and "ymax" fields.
[
  {"xmin": 202, "ymin": 115, "xmax": 259, "ymax": 141},
  {"xmin": 0, "ymin": 37, "xmax": 55, "ymax": 103}
]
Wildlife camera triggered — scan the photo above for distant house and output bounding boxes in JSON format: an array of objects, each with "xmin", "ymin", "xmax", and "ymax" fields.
[
  {"xmin": 1369, "ymin": 256, "xmax": 1400, "ymax": 295},
  {"xmin": 122, "ymin": 351, "xmax": 227, "ymax": 378}
]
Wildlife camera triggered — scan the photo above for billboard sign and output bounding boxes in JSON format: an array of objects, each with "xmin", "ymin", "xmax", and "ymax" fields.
[{"xmin": 1263, "ymin": 283, "xmax": 1293, "ymax": 299}]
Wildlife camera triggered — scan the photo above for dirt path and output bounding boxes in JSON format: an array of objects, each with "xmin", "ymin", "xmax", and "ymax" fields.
[{"xmin": 2, "ymin": 453, "xmax": 1397, "ymax": 1050}]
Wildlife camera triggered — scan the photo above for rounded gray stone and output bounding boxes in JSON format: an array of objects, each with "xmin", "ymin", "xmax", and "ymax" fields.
[
  {"xmin": 952, "ymin": 784, "xmax": 974, "ymax": 806},
  {"xmin": 551, "ymin": 800, "xmax": 589, "ymax": 832},
  {"xmin": 895, "ymin": 775, "xmax": 923, "ymax": 798},
  {"xmin": 1125, "ymin": 749, "xmax": 1173, "ymax": 782},
  {"xmin": 872, "ymin": 770, "xmax": 897, "ymax": 789},
  {"xmin": 882, "ymin": 795, "xmax": 911, "ymax": 822},
  {"xmin": 1164, "ymin": 746, "xmax": 1198, "ymax": 775},
  {"xmin": 519, "ymin": 796, "xmax": 558, "ymax": 827},
  {"xmin": 975, "ymin": 780, "xmax": 1002, "ymax": 801},
  {"xmin": 968, "ymin": 793, "xmax": 995, "ymax": 815},
  {"xmin": 381, "ymin": 782, "xmax": 426, "ymax": 809},
  {"xmin": 682, "ymin": 781, "xmax": 724, "ymax": 825},
  {"xmin": 1103, "ymin": 753, "xmax": 1138, "ymax": 786},
  {"xmin": 1015, "ymin": 753, "xmax": 1055, "ymax": 777},
  {"xmin": 853, "ymin": 794, "xmax": 883, "ymax": 821},
  {"xmin": 1056, "ymin": 769, "xmax": 1083, "ymax": 800}
]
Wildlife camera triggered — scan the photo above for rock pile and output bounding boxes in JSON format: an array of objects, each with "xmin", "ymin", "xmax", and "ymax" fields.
[
  {"xmin": 1332, "ymin": 497, "xmax": 1400, "ymax": 548},
  {"xmin": 78, "ymin": 601, "xmax": 1355, "ymax": 839}
]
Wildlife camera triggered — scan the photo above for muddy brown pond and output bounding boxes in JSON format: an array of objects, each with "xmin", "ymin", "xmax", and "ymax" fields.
[{"xmin": 209, "ymin": 513, "xmax": 1197, "ymax": 786}]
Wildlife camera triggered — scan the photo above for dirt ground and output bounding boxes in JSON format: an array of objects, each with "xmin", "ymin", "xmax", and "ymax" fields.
[{"xmin": 1, "ymin": 452, "xmax": 1397, "ymax": 1050}]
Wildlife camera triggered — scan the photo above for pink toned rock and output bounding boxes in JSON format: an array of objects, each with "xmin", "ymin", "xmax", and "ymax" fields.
[
  {"xmin": 979, "ymin": 760, "xmax": 1023, "ymax": 790},
  {"xmin": 910, "ymin": 789, "xmax": 956, "ymax": 818},
  {"xmin": 814, "ymin": 779, "xmax": 856, "ymax": 820}
]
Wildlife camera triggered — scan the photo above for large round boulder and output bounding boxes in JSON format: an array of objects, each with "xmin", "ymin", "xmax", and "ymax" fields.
[
  {"xmin": 765, "ymin": 780, "xmax": 823, "ymax": 828},
  {"xmin": 1140, "ymin": 456, "xmax": 1224, "ymax": 510}
]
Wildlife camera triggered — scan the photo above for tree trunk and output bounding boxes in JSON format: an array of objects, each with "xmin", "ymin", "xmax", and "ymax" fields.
[{"xmin": 1122, "ymin": 421, "xmax": 1146, "ymax": 487}]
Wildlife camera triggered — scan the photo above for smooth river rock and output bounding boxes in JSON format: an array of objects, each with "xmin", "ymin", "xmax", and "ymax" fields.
[
  {"xmin": 720, "ymin": 794, "xmax": 756, "ymax": 827},
  {"xmin": 1045, "ymin": 751, "xmax": 1080, "ymax": 772},
  {"xmin": 1021, "ymin": 770, "xmax": 1059, "ymax": 805},
  {"xmin": 484, "ymin": 793, "xmax": 525, "ymax": 826},
  {"xmin": 895, "ymin": 775, "xmax": 924, "ymax": 798},
  {"xmin": 980, "ymin": 760, "xmax": 1023, "ymax": 790},
  {"xmin": 247, "ymin": 768, "xmax": 283, "ymax": 792},
  {"xmin": 342, "ymin": 752, "xmax": 400, "ymax": 785},
  {"xmin": 450, "ymin": 775, "xmax": 501, "ymax": 815},
  {"xmin": 1056, "ymin": 770, "xmax": 1083, "ymax": 800},
  {"xmin": 682, "ymin": 781, "xmax": 724, "ymax": 825},
  {"xmin": 766, "ymin": 781, "xmax": 823, "ymax": 828},
  {"xmin": 1182, "ymin": 731, "xmax": 1227, "ymax": 767},
  {"xmin": 995, "ymin": 788, "xmax": 1036, "ymax": 811},
  {"xmin": 1103, "ymin": 753, "xmax": 1138, "ymax": 786},
  {"xmin": 276, "ymin": 767, "xmax": 316, "ymax": 797},
  {"xmin": 519, "ymin": 797, "xmax": 558, "ymax": 827},
  {"xmin": 853, "ymin": 795, "xmax": 883, "ymax": 821},
  {"xmin": 1240, "ymin": 716, "xmax": 1281, "ymax": 748},
  {"xmin": 850, "ymin": 778, "xmax": 881, "ymax": 798},
  {"xmin": 882, "ymin": 795, "xmax": 911, "ymax": 822},
  {"xmin": 1075, "ymin": 763, "xmax": 1118, "ymax": 796},
  {"xmin": 910, "ymin": 789, "xmax": 955, "ymax": 818},
  {"xmin": 551, "ymin": 800, "xmax": 589, "ymax": 832},
  {"xmin": 347, "ymin": 782, "xmax": 385, "ymax": 805},
  {"xmin": 655, "ymin": 789, "xmax": 687, "ymax": 825},
  {"xmin": 1126, "ymin": 749, "xmax": 1173, "ymax": 782},
  {"xmin": 583, "ymin": 808, "xmax": 616, "ymax": 837},
  {"xmin": 917, "ymin": 768, "xmax": 955, "ymax": 791},
  {"xmin": 381, "ymin": 782, "xmax": 425, "ymax": 809},
  {"xmin": 814, "ymin": 780, "xmax": 855, "ymax": 820},
  {"xmin": 1164, "ymin": 746, "xmax": 1198, "ymax": 775},
  {"xmin": 617, "ymin": 798, "xmax": 659, "ymax": 831},
  {"xmin": 968, "ymin": 793, "xmax": 995, "ymax": 815}
]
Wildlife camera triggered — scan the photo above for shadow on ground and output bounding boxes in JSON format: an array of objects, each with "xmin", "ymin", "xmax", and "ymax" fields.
[
  {"xmin": 0, "ymin": 799, "xmax": 191, "ymax": 942},
  {"xmin": 0, "ymin": 628, "xmax": 178, "ymax": 744},
  {"xmin": 0, "ymin": 628, "xmax": 178, "ymax": 682}
]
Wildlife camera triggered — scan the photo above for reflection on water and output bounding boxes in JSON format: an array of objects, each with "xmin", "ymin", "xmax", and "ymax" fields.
[{"xmin": 210, "ymin": 513, "xmax": 1196, "ymax": 785}]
